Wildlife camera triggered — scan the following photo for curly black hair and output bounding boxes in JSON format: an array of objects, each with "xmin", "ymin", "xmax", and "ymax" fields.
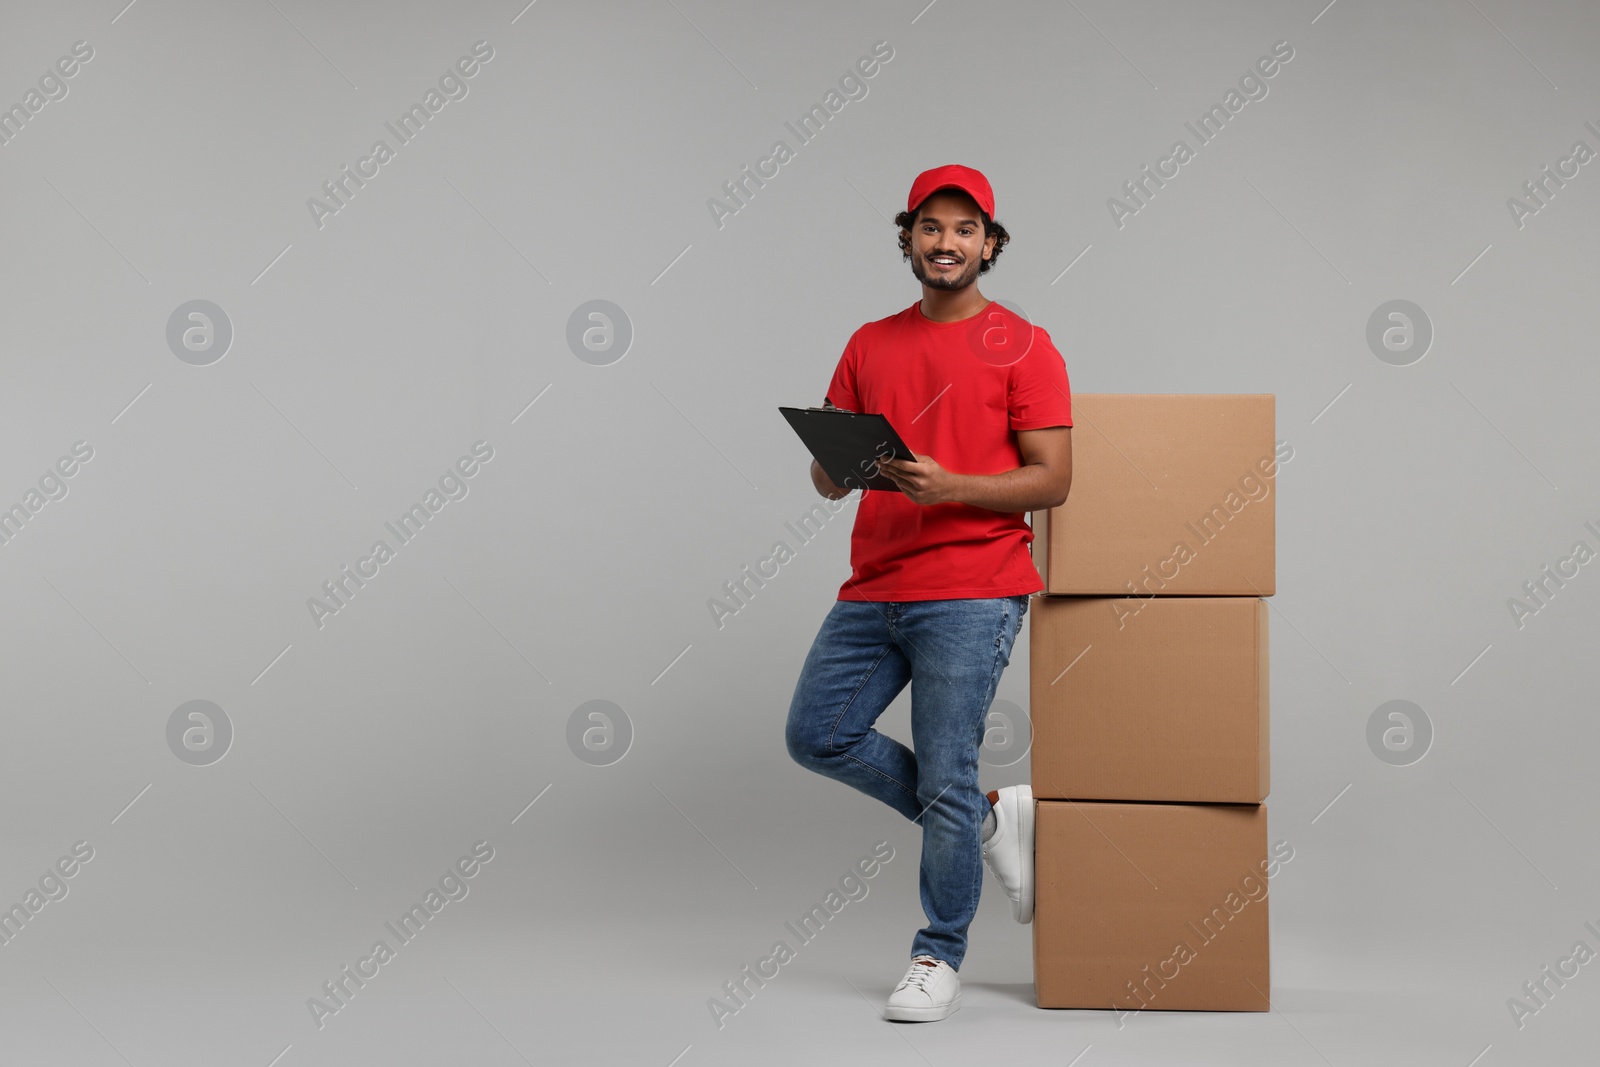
[{"xmin": 895, "ymin": 206, "xmax": 1010, "ymax": 274}]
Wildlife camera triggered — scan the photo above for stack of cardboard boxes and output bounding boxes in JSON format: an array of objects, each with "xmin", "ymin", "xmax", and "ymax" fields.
[{"xmin": 1027, "ymin": 395, "xmax": 1284, "ymax": 1013}]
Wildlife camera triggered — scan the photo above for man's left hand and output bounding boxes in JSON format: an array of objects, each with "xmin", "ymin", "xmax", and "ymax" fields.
[{"xmin": 874, "ymin": 453, "xmax": 962, "ymax": 506}]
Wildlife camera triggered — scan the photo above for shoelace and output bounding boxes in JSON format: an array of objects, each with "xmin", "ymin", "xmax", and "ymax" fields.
[{"xmin": 902, "ymin": 960, "xmax": 939, "ymax": 992}]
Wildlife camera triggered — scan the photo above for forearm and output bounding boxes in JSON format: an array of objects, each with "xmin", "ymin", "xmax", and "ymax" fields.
[{"xmin": 951, "ymin": 464, "xmax": 1070, "ymax": 513}]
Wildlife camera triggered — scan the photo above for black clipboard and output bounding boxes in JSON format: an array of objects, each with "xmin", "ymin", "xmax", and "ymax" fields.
[{"xmin": 779, "ymin": 405, "xmax": 915, "ymax": 493}]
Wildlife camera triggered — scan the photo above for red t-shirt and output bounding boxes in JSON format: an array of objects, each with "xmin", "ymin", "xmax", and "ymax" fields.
[{"xmin": 824, "ymin": 300, "xmax": 1073, "ymax": 602}]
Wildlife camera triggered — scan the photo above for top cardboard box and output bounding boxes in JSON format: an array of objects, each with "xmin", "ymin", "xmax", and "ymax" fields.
[{"xmin": 1031, "ymin": 395, "xmax": 1280, "ymax": 596}]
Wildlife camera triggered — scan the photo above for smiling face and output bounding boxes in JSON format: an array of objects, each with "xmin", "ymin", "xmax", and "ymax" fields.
[{"xmin": 905, "ymin": 190, "xmax": 996, "ymax": 292}]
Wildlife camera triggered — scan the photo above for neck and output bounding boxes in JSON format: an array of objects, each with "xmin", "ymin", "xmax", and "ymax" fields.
[{"xmin": 919, "ymin": 284, "xmax": 989, "ymax": 322}]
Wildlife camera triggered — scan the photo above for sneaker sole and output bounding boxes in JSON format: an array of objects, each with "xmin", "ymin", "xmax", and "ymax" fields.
[
  {"xmin": 1015, "ymin": 785, "xmax": 1035, "ymax": 924},
  {"xmin": 884, "ymin": 994, "xmax": 961, "ymax": 1022}
]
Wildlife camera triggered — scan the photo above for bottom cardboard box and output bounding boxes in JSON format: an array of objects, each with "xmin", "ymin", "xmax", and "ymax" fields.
[{"xmin": 1034, "ymin": 800, "xmax": 1273, "ymax": 1011}]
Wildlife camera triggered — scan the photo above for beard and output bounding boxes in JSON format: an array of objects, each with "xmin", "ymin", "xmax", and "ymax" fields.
[{"xmin": 910, "ymin": 251, "xmax": 982, "ymax": 291}]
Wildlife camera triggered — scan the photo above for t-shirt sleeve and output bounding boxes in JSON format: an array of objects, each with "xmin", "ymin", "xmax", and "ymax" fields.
[
  {"xmin": 1009, "ymin": 326, "xmax": 1073, "ymax": 429},
  {"xmin": 824, "ymin": 332, "xmax": 862, "ymax": 412}
]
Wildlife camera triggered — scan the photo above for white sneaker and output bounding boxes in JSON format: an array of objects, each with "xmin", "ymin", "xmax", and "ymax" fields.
[
  {"xmin": 980, "ymin": 784, "xmax": 1035, "ymax": 923},
  {"xmin": 884, "ymin": 955, "xmax": 960, "ymax": 1022}
]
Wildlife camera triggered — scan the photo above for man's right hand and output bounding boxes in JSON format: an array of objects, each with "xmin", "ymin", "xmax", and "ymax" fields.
[{"xmin": 811, "ymin": 459, "xmax": 851, "ymax": 500}]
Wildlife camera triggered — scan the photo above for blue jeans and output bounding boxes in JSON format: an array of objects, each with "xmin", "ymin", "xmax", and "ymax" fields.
[{"xmin": 785, "ymin": 595, "xmax": 1029, "ymax": 970}]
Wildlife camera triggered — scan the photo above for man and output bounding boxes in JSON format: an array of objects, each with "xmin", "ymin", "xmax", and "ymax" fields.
[{"xmin": 785, "ymin": 165, "xmax": 1073, "ymax": 1022}]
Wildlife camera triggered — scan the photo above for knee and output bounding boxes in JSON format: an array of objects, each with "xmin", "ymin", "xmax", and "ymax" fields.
[{"xmin": 785, "ymin": 711, "xmax": 830, "ymax": 767}]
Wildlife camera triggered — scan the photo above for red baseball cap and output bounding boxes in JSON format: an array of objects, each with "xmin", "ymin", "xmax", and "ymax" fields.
[{"xmin": 907, "ymin": 165, "xmax": 995, "ymax": 219}]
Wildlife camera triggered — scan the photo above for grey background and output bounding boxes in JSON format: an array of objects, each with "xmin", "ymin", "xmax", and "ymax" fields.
[{"xmin": 1, "ymin": 0, "xmax": 1596, "ymax": 1064}]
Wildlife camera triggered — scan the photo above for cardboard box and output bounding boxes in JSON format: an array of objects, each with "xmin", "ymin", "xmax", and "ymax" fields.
[
  {"xmin": 1031, "ymin": 395, "xmax": 1280, "ymax": 596},
  {"xmin": 1030, "ymin": 595, "xmax": 1269, "ymax": 803},
  {"xmin": 1034, "ymin": 800, "xmax": 1272, "ymax": 1012}
]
